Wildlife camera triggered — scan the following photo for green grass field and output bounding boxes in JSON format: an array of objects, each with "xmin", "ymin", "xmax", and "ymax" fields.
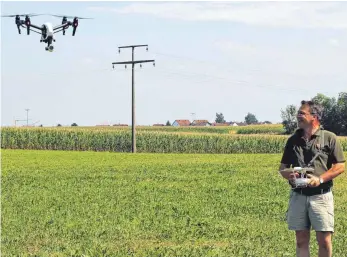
[{"xmin": 2, "ymin": 150, "xmax": 347, "ymax": 256}]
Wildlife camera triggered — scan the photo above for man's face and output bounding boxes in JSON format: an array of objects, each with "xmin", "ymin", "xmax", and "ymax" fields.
[{"xmin": 297, "ymin": 105, "xmax": 315, "ymax": 129}]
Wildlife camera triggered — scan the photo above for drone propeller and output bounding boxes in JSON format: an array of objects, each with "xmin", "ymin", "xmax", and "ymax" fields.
[
  {"xmin": 1, "ymin": 13, "xmax": 42, "ymax": 35},
  {"xmin": 48, "ymin": 14, "xmax": 92, "ymax": 36},
  {"xmin": 49, "ymin": 14, "xmax": 93, "ymax": 19},
  {"xmin": 1, "ymin": 13, "xmax": 42, "ymax": 17}
]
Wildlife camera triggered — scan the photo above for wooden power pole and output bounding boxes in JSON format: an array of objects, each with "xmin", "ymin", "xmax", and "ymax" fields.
[{"xmin": 112, "ymin": 44, "xmax": 155, "ymax": 153}]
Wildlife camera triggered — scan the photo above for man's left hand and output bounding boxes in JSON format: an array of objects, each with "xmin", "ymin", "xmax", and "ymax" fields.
[{"xmin": 306, "ymin": 174, "xmax": 321, "ymax": 187}]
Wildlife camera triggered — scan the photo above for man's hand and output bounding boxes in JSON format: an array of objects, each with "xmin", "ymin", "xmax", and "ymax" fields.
[
  {"xmin": 307, "ymin": 174, "xmax": 321, "ymax": 187},
  {"xmin": 279, "ymin": 168, "xmax": 299, "ymax": 180},
  {"xmin": 288, "ymin": 172, "xmax": 299, "ymax": 186}
]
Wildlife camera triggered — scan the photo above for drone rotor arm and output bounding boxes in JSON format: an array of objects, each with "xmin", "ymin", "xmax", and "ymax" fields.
[
  {"xmin": 53, "ymin": 22, "xmax": 70, "ymax": 31},
  {"xmin": 53, "ymin": 28, "xmax": 67, "ymax": 34},
  {"xmin": 20, "ymin": 24, "xmax": 42, "ymax": 35},
  {"xmin": 28, "ymin": 23, "xmax": 43, "ymax": 31}
]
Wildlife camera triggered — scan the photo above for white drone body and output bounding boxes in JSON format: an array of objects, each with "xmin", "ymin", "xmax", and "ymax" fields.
[{"xmin": 41, "ymin": 22, "xmax": 55, "ymax": 52}]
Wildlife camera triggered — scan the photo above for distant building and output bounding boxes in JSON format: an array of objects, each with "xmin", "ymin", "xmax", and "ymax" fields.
[
  {"xmin": 212, "ymin": 122, "xmax": 229, "ymax": 126},
  {"xmin": 191, "ymin": 120, "xmax": 211, "ymax": 126},
  {"xmin": 232, "ymin": 122, "xmax": 247, "ymax": 126},
  {"xmin": 112, "ymin": 124, "xmax": 129, "ymax": 126},
  {"xmin": 172, "ymin": 120, "xmax": 191, "ymax": 126},
  {"xmin": 229, "ymin": 122, "xmax": 247, "ymax": 126}
]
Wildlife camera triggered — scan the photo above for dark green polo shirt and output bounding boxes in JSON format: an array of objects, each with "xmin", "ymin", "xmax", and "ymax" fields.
[{"xmin": 281, "ymin": 127, "xmax": 345, "ymax": 194}]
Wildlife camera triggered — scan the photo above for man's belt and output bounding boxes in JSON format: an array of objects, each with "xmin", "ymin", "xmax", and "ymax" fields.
[{"xmin": 294, "ymin": 187, "xmax": 331, "ymax": 196}]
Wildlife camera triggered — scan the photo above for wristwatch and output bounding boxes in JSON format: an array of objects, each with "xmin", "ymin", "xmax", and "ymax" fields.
[{"xmin": 319, "ymin": 177, "xmax": 324, "ymax": 184}]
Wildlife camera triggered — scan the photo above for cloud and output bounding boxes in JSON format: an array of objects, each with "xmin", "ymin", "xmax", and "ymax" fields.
[
  {"xmin": 328, "ymin": 38, "xmax": 340, "ymax": 47},
  {"xmin": 87, "ymin": 2, "xmax": 347, "ymax": 29},
  {"xmin": 82, "ymin": 57, "xmax": 93, "ymax": 64},
  {"xmin": 214, "ymin": 40, "xmax": 257, "ymax": 56}
]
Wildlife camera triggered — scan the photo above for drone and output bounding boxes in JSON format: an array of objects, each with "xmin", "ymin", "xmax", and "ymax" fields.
[{"xmin": 1, "ymin": 13, "xmax": 92, "ymax": 52}]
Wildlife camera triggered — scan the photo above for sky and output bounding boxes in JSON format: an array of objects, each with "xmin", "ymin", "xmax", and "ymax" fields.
[{"xmin": 1, "ymin": 1, "xmax": 347, "ymax": 126}]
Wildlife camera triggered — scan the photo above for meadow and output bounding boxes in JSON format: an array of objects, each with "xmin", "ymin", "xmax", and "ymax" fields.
[
  {"xmin": 2, "ymin": 150, "xmax": 347, "ymax": 256},
  {"xmin": 1, "ymin": 125, "xmax": 347, "ymax": 256}
]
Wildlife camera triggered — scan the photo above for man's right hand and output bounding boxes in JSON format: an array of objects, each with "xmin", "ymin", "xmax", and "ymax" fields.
[
  {"xmin": 288, "ymin": 172, "xmax": 299, "ymax": 187},
  {"xmin": 279, "ymin": 168, "xmax": 299, "ymax": 180},
  {"xmin": 279, "ymin": 164, "xmax": 299, "ymax": 187}
]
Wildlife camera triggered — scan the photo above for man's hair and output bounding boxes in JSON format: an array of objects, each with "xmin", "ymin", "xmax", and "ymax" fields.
[{"xmin": 300, "ymin": 100, "xmax": 323, "ymax": 122}]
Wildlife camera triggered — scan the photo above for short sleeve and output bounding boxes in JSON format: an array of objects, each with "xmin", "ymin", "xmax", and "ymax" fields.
[
  {"xmin": 330, "ymin": 136, "xmax": 346, "ymax": 163},
  {"xmin": 281, "ymin": 137, "xmax": 294, "ymax": 165}
]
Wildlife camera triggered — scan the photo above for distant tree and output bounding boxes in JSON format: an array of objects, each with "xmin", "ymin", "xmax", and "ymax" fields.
[
  {"xmin": 39, "ymin": 124, "xmax": 43, "ymax": 127},
  {"xmin": 263, "ymin": 121, "xmax": 272, "ymax": 124},
  {"xmin": 337, "ymin": 92, "xmax": 347, "ymax": 135},
  {"xmin": 71, "ymin": 123, "xmax": 78, "ymax": 126},
  {"xmin": 281, "ymin": 105, "xmax": 297, "ymax": 134},
  {"xmin": 244, "ymin": 113, "xmax": 258, "ymax": 125},
  {"xmin": 215, "ymin": 112, "xmax": 226, "ymax": 123},
  {"xmin": 166, "ymin": 120, "xmax": 171, "ymax": 126},
  {"xmin": 311, "ymin": 93, "xmax": 339, "ymax": 133},
  {"xmin": 57, "ymin": 124, "xmax": 62, "ymax": 127}
]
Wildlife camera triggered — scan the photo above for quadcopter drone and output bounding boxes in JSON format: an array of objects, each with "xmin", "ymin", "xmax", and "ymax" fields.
[{"xmin": 1, "ymin": 13, "xmax": 92, "ymax": 52}]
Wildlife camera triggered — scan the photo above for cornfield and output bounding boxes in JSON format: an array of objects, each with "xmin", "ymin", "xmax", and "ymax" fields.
[
  {"xmin": 2, "ymin": 127, "xmax": 347, "ymax": 153},
  {"xmin": 51, "ymin": 124, "xmax": 285, "ymax": 135},
  {"xmin": 236, "ymin": 124, "xmax": 285, "ymax": 134}
]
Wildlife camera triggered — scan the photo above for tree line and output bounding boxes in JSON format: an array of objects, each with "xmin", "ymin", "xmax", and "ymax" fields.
[{"xmin": 281, "ymin": 92, "xmax": 347, "ymax": 135}]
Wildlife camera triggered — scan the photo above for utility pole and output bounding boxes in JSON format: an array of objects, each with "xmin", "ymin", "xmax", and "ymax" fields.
[
  {"xmin": 25, "ymin": 109, "xmax": 30, "ymax": 126},
  {"xmin": 112, "ymin": 44, "xmax": 155, "ymax": 153}
]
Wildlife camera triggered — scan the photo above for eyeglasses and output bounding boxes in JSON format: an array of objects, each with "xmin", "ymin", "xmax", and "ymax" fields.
[
  {"xmin": 297, "ymin": 111, "xmax": 316, "ymax": 117},
  {"xmin": 297, "ymin": 111, "xmax": 309, "ymax": 116}
]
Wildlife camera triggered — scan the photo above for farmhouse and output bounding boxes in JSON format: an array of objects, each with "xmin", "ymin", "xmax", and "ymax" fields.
[
  {"xmin": 172, "ymin": 120, "xmax": 191, "ymax": 126},
  {"xmin": 212, "ymin": 122, "xmax": 229, "ymax": 126},
  {"xmin": 191, "ymin": 120, "xmax": 211, "ymax": 126},
  {"xmin": 112, "ymin": 124, "xmax": 129, "ymax": 126},
  {"xmin": 229, "ymin": 122, "xmax": 247, "ymax": 126}
]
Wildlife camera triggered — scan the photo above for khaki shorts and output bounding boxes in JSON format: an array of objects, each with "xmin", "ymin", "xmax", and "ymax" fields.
[{"xmin": 286, "ymin": 190, "xmax": 334, "ymax": 232}]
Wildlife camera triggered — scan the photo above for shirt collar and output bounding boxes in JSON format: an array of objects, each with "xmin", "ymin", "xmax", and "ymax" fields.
[{"xmin": 296, "ymin": 126, "xmax": 322, "ymax": 139}]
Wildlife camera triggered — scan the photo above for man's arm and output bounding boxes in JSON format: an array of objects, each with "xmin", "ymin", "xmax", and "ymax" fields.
[
  {"xmin": 279, "ymin": 163, "xmax": 292, "ymax": 180},
  {"xmin": 320, "ymin": 162, "xmax": 345, "ymax": 183},
  {"xmin": 308, "ymin": 135, "xmax": 345, "ymax": 187},
  {"xmin": 278, "ymin": 137, "xmax": 297, "ymax": 181},
  {"xmin": 321, "ymin": 135, "xmax": 346, "ymax": 182}
]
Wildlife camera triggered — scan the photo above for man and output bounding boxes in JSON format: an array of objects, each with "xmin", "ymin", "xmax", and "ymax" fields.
[{"xmin": 279, "ymin": 100, "xmax": 345, "ymax": 257}]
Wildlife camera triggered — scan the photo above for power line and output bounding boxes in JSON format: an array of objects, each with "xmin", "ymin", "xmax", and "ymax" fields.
[
  {"xmin": 112, "ymin": 44, "xmax": 155, "ymax": 153},
  {"xmin": 151, "ymin": 51, "xmax": 321, "ymax": 80}
]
